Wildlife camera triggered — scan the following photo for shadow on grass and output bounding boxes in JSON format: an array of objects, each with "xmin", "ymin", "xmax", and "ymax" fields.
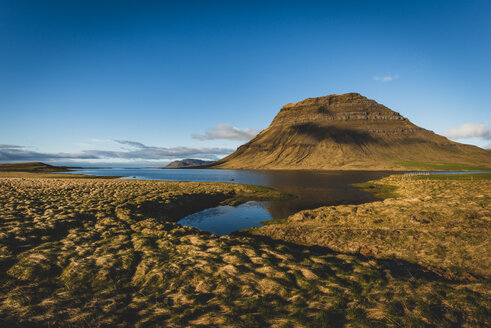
[{"xmin": 234, "ymin": 231, "xmax": 480, "ymax": 283}]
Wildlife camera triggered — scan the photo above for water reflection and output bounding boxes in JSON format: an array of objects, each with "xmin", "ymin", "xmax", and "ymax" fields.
[
  {"xmin": 178, "ymin": 201, "xmax": 271, "ymax": 236},
  {"xmin": 176, "ymin": 170, "xmax": 396, "ymax": 235},
  {"xmin": 65, "ymin": 168, "xmax": 394, "ymax": 217},
  {"xmin": 64, "ymin": 168, "xmax": 397, "ymax": 234},
  {"xmin": 251, "ymin": 170, "xmax": 394, "ymax": 219}
]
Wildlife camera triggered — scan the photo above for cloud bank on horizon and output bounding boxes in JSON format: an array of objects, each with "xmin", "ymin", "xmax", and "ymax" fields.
[
  {"xmin": 0, "ymin": 141, "xmax": 234, "ymax": 164},
  {"xmin": 193, "ymin": 124, "xmax": 259, "ymax": 141},
  {"xmin": 0, "ymin": 123, "xmax": 260, "ymax": 164}
]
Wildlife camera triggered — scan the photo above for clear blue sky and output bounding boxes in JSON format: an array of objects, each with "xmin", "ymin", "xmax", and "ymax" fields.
[{"xmin": 1, "ymin": 0, "xmax": 490, "ymax": 165}]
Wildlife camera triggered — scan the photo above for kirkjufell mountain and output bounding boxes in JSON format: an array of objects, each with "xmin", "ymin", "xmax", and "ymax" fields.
[{"xmin": 209, "ymin": 93, "xmax": 491, "ymax": 170}]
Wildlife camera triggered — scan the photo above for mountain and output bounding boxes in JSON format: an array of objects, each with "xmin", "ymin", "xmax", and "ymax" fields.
[
  {"xmin": 208, "ymin": 93, "xmax": 491, "ymax": 170},
  {"xmin": 164, "ymin": 159, "xmax": 213, "ymax": 168}
]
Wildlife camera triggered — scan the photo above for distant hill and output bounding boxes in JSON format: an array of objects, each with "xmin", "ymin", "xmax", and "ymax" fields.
[
  {"xmin": 208, "ymin": 93, "xmax": 491, "ymax": 170},
  {"xmin": 0, "ymin": 162, "xmax": 70, "ymax": 172},
  {"xmin": 163, "ymin": 159, "xmax": 213, "ymax": 168}
]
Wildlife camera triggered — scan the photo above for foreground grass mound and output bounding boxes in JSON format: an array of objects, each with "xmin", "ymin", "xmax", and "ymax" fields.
[
  {"xmin": 0, "ymin": 177, "xmax": 489, "ymax": 327},
  {"xmin": 250, "ymin": 174, "xmax": 491, "ymax": 280}
]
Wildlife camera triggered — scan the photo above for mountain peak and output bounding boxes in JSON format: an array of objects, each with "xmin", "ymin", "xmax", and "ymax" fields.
[
  {"xmin": 209, "ymin": 94, "xmax": 491, "ymax": 170},
  {"xmin": 274, "ymin": 93, "xmax": 404, "ymax": 127},
  {"xmin": 282, "ymin": 93, "xmax": 366, "ymax": 109}
]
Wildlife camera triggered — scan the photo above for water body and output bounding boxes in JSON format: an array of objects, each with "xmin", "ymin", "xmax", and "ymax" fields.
[{"xmin": 65, "ymin": 168, "xmax": 484, "ymax": 235}]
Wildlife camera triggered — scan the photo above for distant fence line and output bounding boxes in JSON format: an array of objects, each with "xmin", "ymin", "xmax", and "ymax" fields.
[{"xmin": 402, "ymin": 172, "xmax": 430, "ymax": 178}]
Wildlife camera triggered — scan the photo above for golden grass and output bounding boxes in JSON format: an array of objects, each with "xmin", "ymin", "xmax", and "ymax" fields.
[
  {"xmin": 250, "ymin": 174, "xmax": 491, "ymax": 280},
  {"xmin": 0, "ymin": 176, "xmax": 489, "ymax": 327},
  {"xmin": 0, "ymin": 171, "xmax": 116, "ymax": 179}
]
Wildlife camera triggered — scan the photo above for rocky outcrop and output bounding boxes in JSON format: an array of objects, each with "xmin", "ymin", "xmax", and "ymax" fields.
[{"xmin": 209, "ymin": 93, "xmax": 491, "ymax": 170}]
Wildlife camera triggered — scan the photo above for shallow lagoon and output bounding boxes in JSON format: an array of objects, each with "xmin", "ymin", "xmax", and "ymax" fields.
[
  {"xmin": 65, "ymin": 168, "xmax": 484, "ymax": 235},
  {"xmin": 65, "ymin": 168, "xmax": 395, "ymax": 234}
]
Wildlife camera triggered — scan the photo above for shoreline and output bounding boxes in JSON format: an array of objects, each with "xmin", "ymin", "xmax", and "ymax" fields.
[{"xmin": 247, "ymin": 173, "xmax": 491, "ymax": 280}]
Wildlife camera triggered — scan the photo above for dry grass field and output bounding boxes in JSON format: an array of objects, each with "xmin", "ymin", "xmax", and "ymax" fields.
[{"xmin": 0, "ymin": 169, "xmax": 489, "ymax": 327}]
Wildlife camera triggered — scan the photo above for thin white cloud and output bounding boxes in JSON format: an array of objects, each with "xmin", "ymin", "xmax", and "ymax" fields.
[
  {"xmin": 115, "ymin": 140, "xmax": 149, "ymax": 149},
  {"xmin": 74, "ymin": 142, "xmax": 95, "ymax": 148},
  {"xmin": 193, "ymin": 123, "xmax": 259, "ymax": 141},
  {"xmin": 0, "ymin": 144, "xmax": 23, "ymax": 149},
  {"xmin": 373, "ymin": 74, "xmax": 399, "ymax": 82},
  {"xmin": 444, "ymin": 123, "xmax": 491, "ymax": 139},
  {"xmin": 90, "ymin": 138, "xmax": 112, "ymax": 143},
  {"xmin": 0, "ymin": 142, "xmax": 234, "ymax": 162}
]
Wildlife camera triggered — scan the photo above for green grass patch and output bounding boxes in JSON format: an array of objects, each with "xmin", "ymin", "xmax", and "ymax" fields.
[
  {"xmin": 353, "ymin": 182, "xmax": 399, "ymax": 199},
  {"xmin": 242, "ymin": 184, "xmax": 296, "ymax": 200},
  {"xmin": 395, "ymin": 161, "xmax": 491, "ymax": 171},
  {"xmin": 259, "ymin": 216, "xmax": 289, "ymax": 226},
  {"xmin": 411, "ymin": 173, "xmax": 491, "ymax": 181},
  {"xmin": 0, "ymin": 161, "xmax": 75, "ymax": 172}
]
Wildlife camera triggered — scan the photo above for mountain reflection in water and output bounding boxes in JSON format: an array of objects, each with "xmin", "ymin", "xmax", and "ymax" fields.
[{"xmin": 64, "ymin": 168, "xmax": 396, "ymax": 235}]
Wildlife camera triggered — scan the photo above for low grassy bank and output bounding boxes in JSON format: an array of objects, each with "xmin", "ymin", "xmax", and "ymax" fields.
[
  {"xmin": 352, "ymin": 180, "xmax": 399, "ymax": 199},
  {"xmin": 0, "ymin": 161, "xmax": 73, "ymax": 172},
  {"xmin": 0, "ymin": 171, "xmax": 121, "ymax": 179},
  {"xmin": 395, "ymin": 161, "xmax": 491, "ymax": 171},
  {"xmin": 412, "ymin": 172, "xmax": 491, "ymax": 181},
  {"xmin": 0, "ymin": 176, "xmax": 490, "ymax": 327},
  {"xmin": 0, "ymin": 162, "xmax": 116, "ymax": 179},
  {"xmin": 249, "ymin": 173, "xmax": 491, "ymax": 280}
]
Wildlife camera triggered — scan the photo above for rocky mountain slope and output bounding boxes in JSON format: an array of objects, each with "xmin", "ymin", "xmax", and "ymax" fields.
[{"xmin": 209, "ymin": 93, "xmax": 491, "ymax": 170}]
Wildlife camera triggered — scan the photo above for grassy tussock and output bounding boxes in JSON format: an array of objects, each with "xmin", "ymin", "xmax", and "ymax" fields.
[
  {"xmin": 0, "ymin": 177, "xmax": 489, "ymax": 327},
  {"xmin": 251, "ymin": 174, "xmax": 491, "ymax": 280},
  {"xmin": 353, "ymin": 181, "xmax": 399, "ymax": 199}
]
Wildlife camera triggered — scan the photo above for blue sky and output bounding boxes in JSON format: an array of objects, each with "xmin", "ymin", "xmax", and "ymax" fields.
[{"xmin": 1, "ymin": 0, "xmax": 490, "ymax": 165}]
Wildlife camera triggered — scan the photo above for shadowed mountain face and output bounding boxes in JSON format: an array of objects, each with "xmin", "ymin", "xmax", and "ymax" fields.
[
  {"xmin": 290, "ymin": 123, "xmax": 379, "ymax": 144},
  {"xmin": 209, "ymin": 93, "xmax": 491, "ymax": 170}
]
